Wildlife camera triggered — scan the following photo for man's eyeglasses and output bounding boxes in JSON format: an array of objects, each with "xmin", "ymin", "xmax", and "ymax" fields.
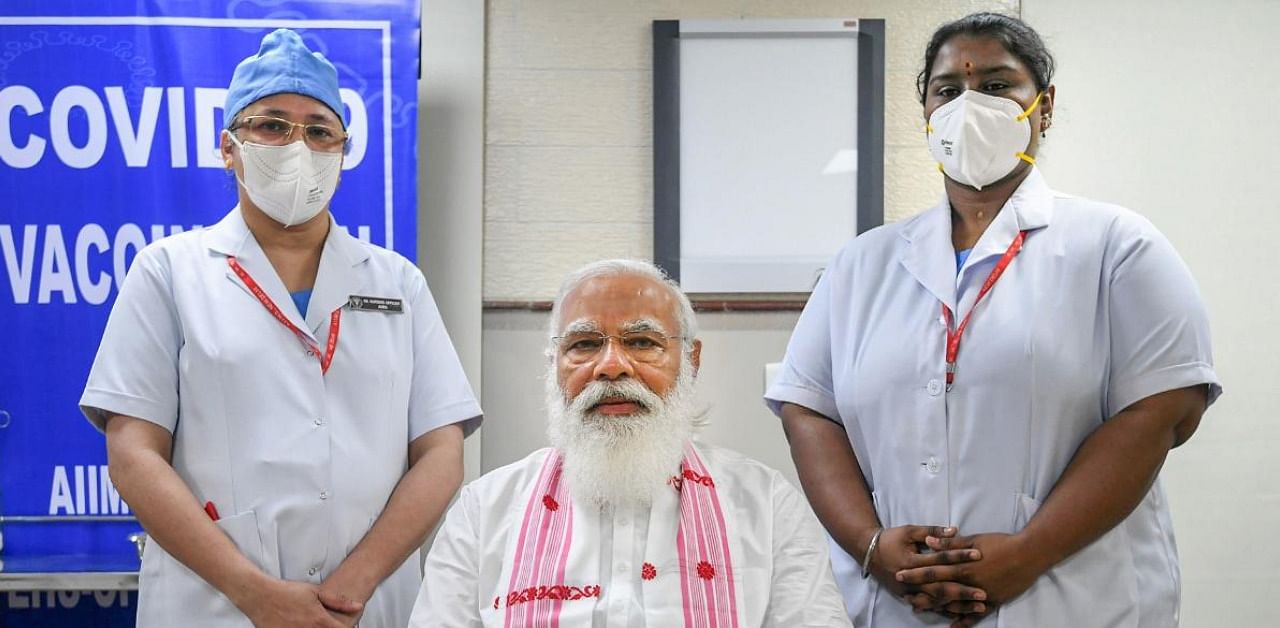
[
  {"xmin": 230, "ymin": 115, "xmax": 348, "ymax": 152},
  {"xmin": 552, "ymin": 331, "xmax": 683, "ymax": 365}
]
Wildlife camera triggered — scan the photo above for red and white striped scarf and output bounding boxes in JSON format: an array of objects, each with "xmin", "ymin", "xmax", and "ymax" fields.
[{"xmin": 501, "ymin": 445, "xmax": 739, "ymax": 627}]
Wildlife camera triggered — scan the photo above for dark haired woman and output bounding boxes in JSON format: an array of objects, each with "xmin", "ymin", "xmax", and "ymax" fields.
[{"xmin": 767, "ymin": 12, "xmax": 1220, "ymax": 627}]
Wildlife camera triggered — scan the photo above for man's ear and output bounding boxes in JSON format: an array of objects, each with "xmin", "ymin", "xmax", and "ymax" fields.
[{"xmin": 689, "ymin": 339, "xmax": 702, "ymax": 376}]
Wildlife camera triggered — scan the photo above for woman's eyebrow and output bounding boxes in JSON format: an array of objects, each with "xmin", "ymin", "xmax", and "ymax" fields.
[{"xmin": 929, "ymin": 64, "xmax": 1020, "ymax": 86}]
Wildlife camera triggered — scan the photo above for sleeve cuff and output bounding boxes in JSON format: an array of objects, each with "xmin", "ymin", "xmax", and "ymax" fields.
[
  {"xmin": 411, "ymin": 399, "xmax": 484, "ymax": 441},
  {"xmin": 764, "ymin": 383, "xmax": 842, "ymax": 425},
  {"xmin": 1108, "ymin": 362, "xmax": 1222, "ymax": 417},
  {"xmin": 78, "ymin": 388, "xmax": 177, "ymax": 434}
]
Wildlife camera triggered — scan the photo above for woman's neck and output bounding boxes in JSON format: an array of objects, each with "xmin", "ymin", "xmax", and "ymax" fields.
[
  {"xmin": 946, "ymin": 164, "xmax": 1032, "ymax": 250},
  {"xmin": 239, "ymin": 200, "xmax": 329, "ymax": 292}
]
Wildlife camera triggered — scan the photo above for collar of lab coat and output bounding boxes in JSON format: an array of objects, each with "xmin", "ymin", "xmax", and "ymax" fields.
[
  {"xmin": 205, "ymin": 206, "xmax": 372, "ymax": 340},
  {"xmin": 898, "ymin": 167, "xmax": 1054, "ymax": 312}
]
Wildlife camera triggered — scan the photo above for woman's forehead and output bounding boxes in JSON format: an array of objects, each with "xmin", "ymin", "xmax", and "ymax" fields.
[
  {"xmin": 243, "ymin": 93, "xmax": 338, "ymax": 122},
  {"xmin": 933, "ymin": 35, "xmax": 1026, "ymax": 73}
]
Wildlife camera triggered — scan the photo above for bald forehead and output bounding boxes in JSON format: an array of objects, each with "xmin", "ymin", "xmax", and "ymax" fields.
[{"xmin": 556, "ymin": 273, "xmax": 680, "ymax": 334}]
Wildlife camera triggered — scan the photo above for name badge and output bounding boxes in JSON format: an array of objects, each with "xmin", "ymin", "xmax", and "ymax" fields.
[{"xmin": 348, "ymin": 295, "xmax": 404, "ymax": 313}]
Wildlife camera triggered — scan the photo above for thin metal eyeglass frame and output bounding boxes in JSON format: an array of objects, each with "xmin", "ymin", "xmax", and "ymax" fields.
[{"xmin": 230, "ymin": 115, "xmax": 349, "ymax": 153}]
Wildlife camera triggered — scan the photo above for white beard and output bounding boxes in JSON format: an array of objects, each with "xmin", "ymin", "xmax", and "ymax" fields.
[{"xmin": 546, "ymin": 359, "xmax": 700, "ymax": 509}]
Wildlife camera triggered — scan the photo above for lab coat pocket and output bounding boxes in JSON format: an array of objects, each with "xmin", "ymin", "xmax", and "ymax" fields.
[
  {"xmin": 996, "ymin": 494, "xmax": 1138, "ymax": 628},
  {"xmin": 140, "ymin": 511, "xmax": 264, "ymax": 628},
  {"xmin": 217, "ymin": 509, "xmax": 271, "ymax": 574}
]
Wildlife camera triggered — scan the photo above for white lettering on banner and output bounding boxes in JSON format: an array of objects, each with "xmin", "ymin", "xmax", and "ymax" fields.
[
  {"xmin": 48, "ymin": 465, "xmax": 130, "ymax": 516},
  {"xmin": 0, "ymin": 85, "xmax": 369, "ymax": 169},
  {"xmin": 106, "ymin": 86, "xmax": 163, "ymax": 167},
  {"xmin": 166, "ymin": 86, "xmax": 187, "ymax": 168},
  {"xmin": 5, "ymin": 590, "xmax": 133, "ymax": 609},
  {"xmin": 112, "ymin": 223, "xmax": 147, "ymax": 293},
  {"xmin": 49, "ymin": 85, "xmax": 108, "ymax": 169},
  {"xmin": 74, "ymin": 223, "xmax": 110, "ymax": 304},
  {"xmin": 0, "ymin": 224, "xmax": 36, "ymax": 300},
  {"xmin": 1, "ymin": 223, "xmax": 373, "ymax": 305},
  {"xmin": 339, "ymin": 88, "xmax": 367, "ymax": 169},
  {"xmin": 193, "ymin": 86, "xmax": 226, "ymax": 169},
  {"xmin": 0, "ymin": 85, "xmax": 47, "ymax": 168},
  {"xmin": 37, "ymin": 225, "xmax": 75, "ymax": 304}
]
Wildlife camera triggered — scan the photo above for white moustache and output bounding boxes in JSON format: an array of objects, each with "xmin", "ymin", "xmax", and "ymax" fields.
[{"xmin": 568, "ymin": 378, "xmax": 663, "ymax": 418}]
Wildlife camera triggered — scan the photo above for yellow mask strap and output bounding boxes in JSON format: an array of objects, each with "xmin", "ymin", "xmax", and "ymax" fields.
[
  {"xmin": 1016, "ymin": 152, "xmax": 1036, "ymax": 165},
  {"xmin": 926, "ymin": 123, "xmax": 934, "ymax": 134},
  {"xmin": 1015, "ymin": 91, "xmax": 1044, "ymax": 122}
]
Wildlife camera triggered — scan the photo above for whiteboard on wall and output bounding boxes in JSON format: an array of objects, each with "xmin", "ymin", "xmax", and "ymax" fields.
[{"xmin": 653, "ymin": 19, "xmax": 885, "ymax": 294}]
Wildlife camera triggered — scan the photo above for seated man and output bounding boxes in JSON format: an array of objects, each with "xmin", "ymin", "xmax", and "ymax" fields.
[{"xmin": 410, "ymin": 259, "xmax": 851, "ymax": 627}]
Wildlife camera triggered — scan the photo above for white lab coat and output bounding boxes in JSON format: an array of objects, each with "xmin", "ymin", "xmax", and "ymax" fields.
[
  {"xmin": 410, "ymin": 442, "xmax": 852, "ymax": 627},
  {"xmin": 80, "ymin": 208, "xmax": 482, "ymax": 628},
  {"xmin": 766, "ymin": 168, "xmax": 1220, "ymax": 627}
]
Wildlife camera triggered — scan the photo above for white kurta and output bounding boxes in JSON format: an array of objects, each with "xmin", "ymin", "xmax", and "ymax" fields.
[
  {"xmin": 410, "ymin": 442, "xmax": 852, "ymax": 627},
  {"xmin": 80, "ymin": 208, "xmax": 482, "ymax": 628},
  {"xmin": 766, "ymin": 168, "xmax": 1221, "ymax": 627}
]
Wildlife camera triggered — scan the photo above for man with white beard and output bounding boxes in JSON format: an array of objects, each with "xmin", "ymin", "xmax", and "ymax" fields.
[{"xmin": 409, "ymin": 259, "xmax": 851, "ymax": 627}]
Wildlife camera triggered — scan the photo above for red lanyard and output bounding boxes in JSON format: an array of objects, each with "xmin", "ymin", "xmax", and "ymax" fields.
[
  {"xmin": 942, "ymin": 231, "xmax": 1027, "ymax": 391},
  {"xmin": 227, "ymin": 256, "xmax": 340, "ymax": 374}
]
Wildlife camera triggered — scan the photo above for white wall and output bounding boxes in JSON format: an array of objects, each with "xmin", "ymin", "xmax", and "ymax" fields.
[
  {"xmin": 1021, "ymin": 1, "xmax": 1278, "ymax": 624},
  {"xmin": 419, "ymin": 0, "xmax": 486, "ymax": 481}
]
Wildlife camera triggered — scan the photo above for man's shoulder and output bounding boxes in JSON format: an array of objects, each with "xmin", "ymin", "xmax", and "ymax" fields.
[
  {"xmin": 465, "ymin": 447, "xmax": 557, "ymax": 498},
  {"xmin": 693, "ymin": 441, "xmax": 788, "ymax": 492}
]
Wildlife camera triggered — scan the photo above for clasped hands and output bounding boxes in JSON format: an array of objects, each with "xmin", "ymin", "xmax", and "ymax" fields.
[
  {"xmin": 864, "ymin": 525, "xmax": 1041, "ymax": 627},
  {"xmin": 235, "ymin": 571, "xmax": 368, "ymax": 628}
]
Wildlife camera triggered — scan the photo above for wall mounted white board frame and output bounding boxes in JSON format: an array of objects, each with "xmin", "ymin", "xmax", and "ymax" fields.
[{"xmin": 653, "ymin": 19, "xmax": 885, "ymax": 294}]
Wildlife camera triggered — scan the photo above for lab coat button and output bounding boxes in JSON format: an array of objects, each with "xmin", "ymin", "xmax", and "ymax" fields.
[
  {"xmin": 313, "ymin": 417, "xmax": 324, "ymax": 427},
  {"xmin": 319, "ymin": 490, "xmax": 329, "ymax": 500},
  {"xmin": 927, "ymin": 379, "xmax": 943, "ymax": 396},
  {"xmin": 308, "ymin": 566, "xmax": 318, "ymax": 576},
  {"xmin": 925, "ymin": 457, "xmax": 941, "ymax": 474}
]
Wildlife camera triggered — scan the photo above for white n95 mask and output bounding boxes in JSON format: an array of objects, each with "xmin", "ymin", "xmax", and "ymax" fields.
[
  {"xmin": 228, "ymin": 133, "xmax": 342, "ymax": 227},
  {"xmin": 927, "ymin": 91, "xmax": 1042, "ymax": 190}
]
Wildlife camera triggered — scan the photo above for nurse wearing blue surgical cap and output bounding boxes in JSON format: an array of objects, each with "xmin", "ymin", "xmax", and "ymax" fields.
[{"xmin": 80, "ymin": 29, "xmax": 482, "ymax": 628}]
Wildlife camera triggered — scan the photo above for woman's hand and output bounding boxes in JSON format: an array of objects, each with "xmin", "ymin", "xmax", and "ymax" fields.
[
  {"xmin": 236, "ymin": 576, "xmax": 359, "ymax": 628},
  {"xmin": 867, "ymin": 525, "xmax": 988, "ymax": 614},
  {"xmin": 896, "ymin": 532, "xmax": 1043, "ymax": 626}
]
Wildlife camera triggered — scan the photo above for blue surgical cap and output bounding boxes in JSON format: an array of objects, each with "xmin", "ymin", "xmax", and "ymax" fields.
[{"xmin": 223, "ymin": 29, "xmax": 346, "ymax": 130}]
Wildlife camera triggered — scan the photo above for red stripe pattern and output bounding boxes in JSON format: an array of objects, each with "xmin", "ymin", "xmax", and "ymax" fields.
[
  {"xmin": 505, "ymin": 451, "xmax": 575, "ymax": 627},
  {"xmin": 677, "ymin": 445, "xmax": 740, "ymax": 628},
  {"xmin": 507, "ymin": 447, "xmax": 738, "ymax": 626}
]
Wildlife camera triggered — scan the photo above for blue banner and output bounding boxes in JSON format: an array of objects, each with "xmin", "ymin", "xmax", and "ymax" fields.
[{"xmin": 0, "ymin": 1, "xmax": 421, "ymax": 614}]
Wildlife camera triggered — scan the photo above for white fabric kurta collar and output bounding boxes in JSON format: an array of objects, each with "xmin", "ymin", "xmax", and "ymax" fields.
[
  {"xmin": 204, "ymin": 207, "xmax": 371, "ymax": 339},
  {"xmin": 898, "ymin": 167, "xmax": 1055, "ymax": 311}
]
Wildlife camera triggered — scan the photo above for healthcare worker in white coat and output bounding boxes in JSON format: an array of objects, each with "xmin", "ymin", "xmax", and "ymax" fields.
[
  {"xmin": 80, "ymin": 29, "xmax": 482, "ymax": 628},
  {"xmin": 766, "ymin": 13, "xmax": 1220, "ymax": 628}
]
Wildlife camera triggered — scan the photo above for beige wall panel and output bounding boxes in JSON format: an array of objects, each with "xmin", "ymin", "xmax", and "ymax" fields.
[
  {"xmin": 487, "ymin": 68, "xmax": 650, "ymax": 148},
  {"xmin": 484, "ymin": 0, "xmax": 1016, "ymax": 300}
]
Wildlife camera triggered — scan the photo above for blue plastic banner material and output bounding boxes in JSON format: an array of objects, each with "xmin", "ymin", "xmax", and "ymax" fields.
[{"xmin": 0, "ymin": 2, "xmax": 421, "ymax": 619}]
